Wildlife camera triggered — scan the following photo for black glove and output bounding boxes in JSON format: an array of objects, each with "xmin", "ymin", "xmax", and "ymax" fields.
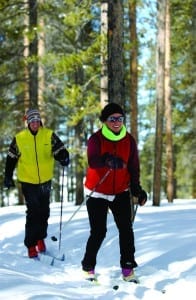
[
  {"xmin": 56, "ymin": 149, "xmax": 69, "ymax": 167},
  {"xmin": 103, "ymin": 153, "xmax": 124, "ymax": 169},
  {"xmin": 131, "ymin": 184, "xmax": 147, "ymax": 206},
  {"xmin": 138, "ymin": 189, "xmax": 147, "ymax": 206},
  {"xmin": 4, "ymin": 177, "xmax": 15, "ymax": 189},
  {"xmin": 59, "ymin": 157, "xmax": 69, "ymax": 167}
]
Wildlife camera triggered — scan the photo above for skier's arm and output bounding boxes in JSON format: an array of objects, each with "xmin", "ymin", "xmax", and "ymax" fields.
[
  {"xmin": 128, "ymin": 135, "xmax": 147, "ymax": 206},
  {"xmin": 52, "ymin": 133, "xmax": 69, "ymax": 166},
  {"xmin": 4, "ymin": 137, "xmax": 19, "ymax": 188},
  {"xmin": 87, "ymin": 134, "xmax": 106, "ymax": 168}
]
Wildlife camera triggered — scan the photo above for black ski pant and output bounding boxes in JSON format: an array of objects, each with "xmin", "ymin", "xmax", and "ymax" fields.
[
  {"xmin": 21, "ymin": 181, "xmax": 51, "ymax": 248},
  {"xmin": 82, "ymin": 190, "xmax": 137, "ymax": 271}
]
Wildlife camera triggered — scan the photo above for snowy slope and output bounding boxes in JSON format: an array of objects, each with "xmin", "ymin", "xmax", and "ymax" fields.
[{"xmin": 0, "ymin": 199, "xmax": 196, "ymax": 299}]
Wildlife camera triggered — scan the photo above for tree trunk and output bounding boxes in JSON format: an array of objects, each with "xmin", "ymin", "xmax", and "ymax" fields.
[
  {"xmin": 164, "ymin": 0, "xmax": 174, "ymax": 203},
  {"xmin": 38, "ymin": 4, "xmax": 45, "ymax": 118},
  {"xmin": 108, "ymin": 0, "xmax": 125, "ymax": 106},
  {"xmin": 100, "ymin": 1, "xmax": 108, "ymax": 108},
  {"xmin": 24, "ymin": 1, "xmax": 30, "ymax": 111},
  {"xmin": 28, "ymin": 0, "xmax": 38, "ymax": 107},
  {"xmin": 75, "ymin": 121, "xmax": 84, "ymax": 205},
  {"xmin": 153, "ymin": 0, "xmax": 166, "ymax": 206},
  {"xmin": 129, "ymin": 0, "xmax": 138, "ymax": 143},
  {"xmin": 190, "ymin": 1, "xmax": 196, "ymax": 199}
]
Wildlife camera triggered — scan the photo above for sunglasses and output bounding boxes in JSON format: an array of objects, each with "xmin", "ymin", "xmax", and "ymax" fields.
[{"xmin": 107, "ymin": 116, "xmax": 124, "ymax": 123}]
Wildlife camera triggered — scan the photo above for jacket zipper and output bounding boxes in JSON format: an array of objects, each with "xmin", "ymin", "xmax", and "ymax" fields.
[{"xmin": 34, "ymin": 135, "xmax": 41, "ymax": 184}]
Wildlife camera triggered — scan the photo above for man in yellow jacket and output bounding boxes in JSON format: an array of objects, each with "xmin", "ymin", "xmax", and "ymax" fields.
[{"xmin": 4, "ymin": 108, "xmax": 69, "ymax": 258}]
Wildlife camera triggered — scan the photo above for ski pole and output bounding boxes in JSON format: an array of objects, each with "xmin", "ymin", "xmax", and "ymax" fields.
[
  {"xmin": 64, "ymin": 168, "xmax": 112, "ymax": 224},
  {"xmin": 132, "ymin": 203, "xmax": 138, "ymax": 223},
  {"xmin": 58, "ymin": 166, "xmax": 65, "ymax": 252},
  {"xmin": 51, "ymin": 168, "xmax": 112, "ymax": 242},
  {"xmin": 130, "ymin": 193, "xmax": 139, "ymax": 223}
]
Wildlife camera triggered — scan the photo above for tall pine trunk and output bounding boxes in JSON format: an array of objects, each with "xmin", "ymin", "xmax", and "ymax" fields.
[
  {"xmin": 129, "ymin": 0, "xmax": 138, "ymax": 143},
  {"xmin": 28, "ymin": 0, "xmax": 38, "ymax": 107},
  {"xmin": 38, "ymin": 3, "xmax": 45, "ymax": 117},
  {"xmin": 164, "ymin": 0, "xmax": 174, "ymax": 202},
  {"xmin": 100, "ymin": 1, "xmax": 108, "ymax": 108},
  {"xmin": 153, "ymin": 0, "xmax": 166, "ymax": 206},
  {"xmin": 108, "ymin": 0, "xmax": 125, "ymax": 106}
]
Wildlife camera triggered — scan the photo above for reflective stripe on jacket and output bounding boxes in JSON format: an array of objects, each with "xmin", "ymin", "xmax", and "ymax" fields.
[{"xmin": 15, "ymin": 127, "xmax": 54, "ymax": 184}]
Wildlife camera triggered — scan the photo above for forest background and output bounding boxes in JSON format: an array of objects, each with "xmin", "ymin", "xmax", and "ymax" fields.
[{"xmin": 0, "ymin": 0, "xmax": 195, "ymax": 208}]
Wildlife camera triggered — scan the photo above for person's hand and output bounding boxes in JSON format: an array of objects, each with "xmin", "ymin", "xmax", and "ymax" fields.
[
  {"xmin": 103, "ymin": 153, "xmax": 124, "ymax": 169},
  {"xmin": 57, "ymin": 149, "xmax": 69, "ymax": 167},
  {"xmin": 131, "ymin": 184, "xmax": 147, "ymax": 206},
  {"xmin": 138, "ymin": 189, "xmax": 147, "ymax": 206},
  {"xmin": 59, "ymin": 157, "xmax": 69, "ymax": 167},
  {"xmin": 4, "ymin": 177, "xmax": 15, "ymax": 189}
]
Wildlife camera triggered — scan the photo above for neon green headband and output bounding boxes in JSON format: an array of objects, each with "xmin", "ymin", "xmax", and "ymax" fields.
[{"xmin": 102, "ymin": 124, "xmax": 126, "ymax": 141}]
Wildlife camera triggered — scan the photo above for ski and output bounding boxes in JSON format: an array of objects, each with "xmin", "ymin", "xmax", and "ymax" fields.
[
  {"xmin": 83, "ymin": 271, "xmax": 99, "ymax": 284},
  {"xmin": 46, "ymin": 251, "xmax": 65, "ymax": 261},
  {"xmin": 111, "ymin": 277, "xmax": 139, "ymax": 290},
  {"xmin": 84, "ymin": 279, "xmax": 138, "ymax": 291},
  {"xmin": 82, "ymin": 272, "xmax": 165, "ymax": 294},
  {"xmin": 83, "ymin": 273, "xmax": 139, "ymax": 290},
  {"xmin": 38, "ymin": 251, "xmax": 65, "ymax": 266},
  {"xmin": 123, "ymin": 277, "xmax": 140, "ymax": 284},
  {"xmin": 85, "ymin": 277, "xmax": 99, "ymax": 284}
]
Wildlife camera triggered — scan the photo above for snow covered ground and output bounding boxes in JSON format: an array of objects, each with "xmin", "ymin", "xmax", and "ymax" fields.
[{"xmin": 0, "ymin": 199, "xmax": 195, "ymax": 299}]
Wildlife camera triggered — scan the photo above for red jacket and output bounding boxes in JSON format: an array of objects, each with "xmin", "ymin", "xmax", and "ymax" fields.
[{"xmin": 84, "ymin": 129, "xmax": 140, "ymax": 195}]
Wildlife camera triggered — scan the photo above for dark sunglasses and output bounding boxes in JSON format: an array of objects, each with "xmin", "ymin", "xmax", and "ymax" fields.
[{"xmin": 107, "ymin": 116, "xmax": 124, "ymax": 123}]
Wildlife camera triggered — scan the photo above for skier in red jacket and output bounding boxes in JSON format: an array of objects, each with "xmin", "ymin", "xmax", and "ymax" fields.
[{"xmin": 82, "ymin": 103, "xmax": 147, "ymax": 282}]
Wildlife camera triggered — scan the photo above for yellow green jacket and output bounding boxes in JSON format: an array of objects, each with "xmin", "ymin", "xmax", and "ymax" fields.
[{"xmin": 15, "ymin": 127, "xmax": 54, "ymax": 184}]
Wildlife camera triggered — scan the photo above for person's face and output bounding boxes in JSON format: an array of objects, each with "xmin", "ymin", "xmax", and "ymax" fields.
[
  {"xmin": 105, "ymin": 114, "xmax": 124, "ymax": 133},
  {"xmin": 29, "ymin": 120, "xmax": 41, "ymax": 132}
]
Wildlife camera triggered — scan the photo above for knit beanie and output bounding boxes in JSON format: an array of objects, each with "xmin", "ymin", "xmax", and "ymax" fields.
[
  {"xmin": 25, "ymin": 108, "xmax": 41, "ymax": 124},
  {"xmin": 99, "ymin": 103, "xmax": 125, "ymax": 122}
]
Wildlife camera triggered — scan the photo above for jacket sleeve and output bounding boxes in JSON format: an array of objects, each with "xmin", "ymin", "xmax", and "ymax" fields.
[
  {"xmin": 52, "ymin": 132, "xmax": 69, "ymax": 163},
  {"xmin": 87, "ymin": 133, "xmax": 106, "ymax": 168},
  {"xmin": 127, "ymin": 134, "xmax": 141, "ymax": 191},
  {"xmin": 4, "ymin": 137, "xmax": 19, "ymax": 178}
]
